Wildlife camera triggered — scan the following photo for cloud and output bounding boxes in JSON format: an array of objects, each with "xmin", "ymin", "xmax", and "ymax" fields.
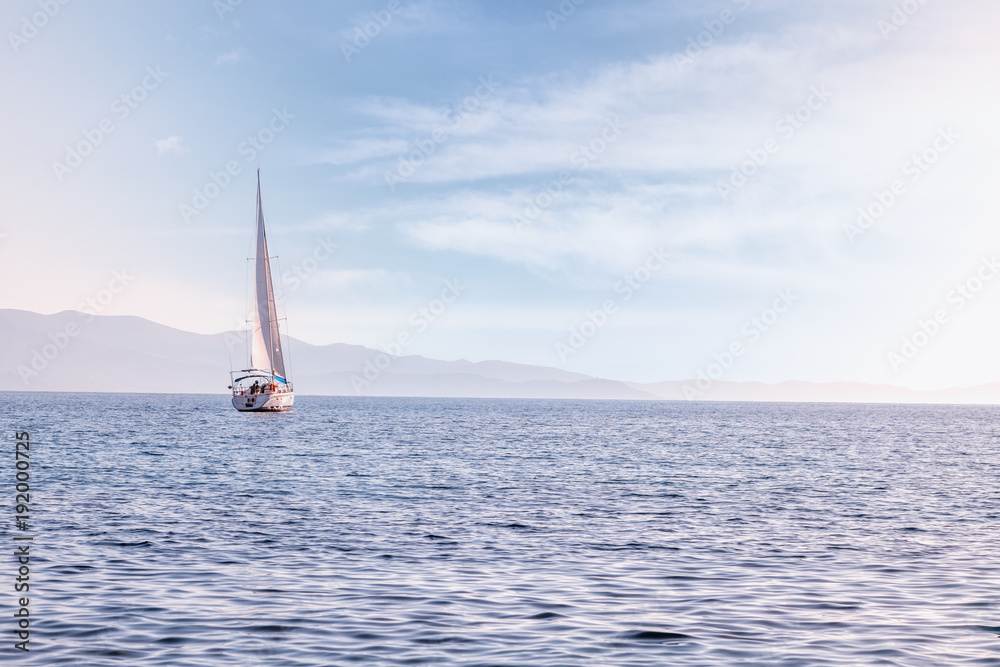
[
  {"xmin": 322, "ymin": 1, "xmax": 997, "ymax": 192},
  {"xmin": 334, "ymin": 0, "xmax": 461, "ymax": 42},
  {"xmin": 153, "ymin": 136, "xmax": 188, "ymax": 156},
  {"xmin": 312, "ymin": 0, "xmax": 998, "ymax": 292},
  {"xmin": 308, "ymin": 212, "xmax": 371, "ymax": 233},
  {"xmin": 215, "ymin": 49, "xmax": 245, "ymax": 65},
  {"xmin": 318, "ymin": 138, "xmax": 409, "ymax": 166}
]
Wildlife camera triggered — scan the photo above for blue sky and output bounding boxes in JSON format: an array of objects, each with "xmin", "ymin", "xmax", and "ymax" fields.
[{"xmin": 2, "ymin": 0, "xmax": 999, "ymax": 389}]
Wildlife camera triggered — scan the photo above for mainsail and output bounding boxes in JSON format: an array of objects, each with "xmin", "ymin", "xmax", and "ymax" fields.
[{"xmin": 249, "ymin": 171, "xmax": 287, "ymax": 379}]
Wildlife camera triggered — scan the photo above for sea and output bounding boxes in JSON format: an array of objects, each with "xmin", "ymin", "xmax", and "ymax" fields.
[{"xmin": 2, "ymin": 393, "xmax": 999, "ymax": 666}]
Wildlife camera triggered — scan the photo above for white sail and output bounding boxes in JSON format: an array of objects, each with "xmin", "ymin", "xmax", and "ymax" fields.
[{"xmin": 249, "ymin": 171, "xmax": 286, "ymax": 379}]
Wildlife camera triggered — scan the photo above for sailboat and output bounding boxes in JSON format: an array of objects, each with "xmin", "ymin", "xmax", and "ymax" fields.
[{"xmin": 229, "ymin": 170, "xmax": 295, "ymax": 412}]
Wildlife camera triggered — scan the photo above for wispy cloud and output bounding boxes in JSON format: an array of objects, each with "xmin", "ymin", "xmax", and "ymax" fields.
[
  {"xmin": 153, "ymin": 136, "xmax": 188, "ymax": 156},
  {"xmin": 334, "ymin": 0, "xmax": 462, "ymax": 42},
  {"xmin": 215, "ymin": 48, "xmax": 245, "ymax": 65},
  {"xmin": 319, "ymin": 138, "xmax": 409, "ymax": 166},
  {"xmin": 317, "ymin": 6, "xmax": 998, "ymax": 283}
]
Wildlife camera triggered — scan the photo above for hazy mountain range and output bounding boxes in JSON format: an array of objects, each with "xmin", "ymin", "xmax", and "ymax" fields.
[{"xmin": 3, "ymin": 309, "xmax": 999, "ymax": 404}]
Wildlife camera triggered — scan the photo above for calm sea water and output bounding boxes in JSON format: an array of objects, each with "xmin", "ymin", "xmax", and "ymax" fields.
[{"xmin": 2, "ymin": 393, "xmax": 1000, "ymax": 665}]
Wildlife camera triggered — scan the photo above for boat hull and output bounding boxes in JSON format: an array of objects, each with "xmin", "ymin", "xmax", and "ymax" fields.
[{"xmin": 232, "ymin": 391, "xmax": 294, "ymax": 412}]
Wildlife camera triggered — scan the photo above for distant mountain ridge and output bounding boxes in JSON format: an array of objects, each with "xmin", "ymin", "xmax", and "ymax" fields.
[
  {"xmin": 0, "ymin": 309, "xmax": 650, "ymax": 399},
  {"xmin": 2, "ymin": 309, "xmax": 999, "ymax": 404}
]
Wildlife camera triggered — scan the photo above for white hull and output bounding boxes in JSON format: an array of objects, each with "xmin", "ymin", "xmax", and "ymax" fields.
[{"xmin": 232, "ymin": 391, "xmax": 294, "ymax": 412}]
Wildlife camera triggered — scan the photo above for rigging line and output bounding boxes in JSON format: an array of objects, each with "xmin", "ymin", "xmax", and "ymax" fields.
[
  {"xmin": 246, "ymin": 256, "xmax": 254, "ymax": 369},
  {"xmin": 244, "ymin": 176, "xmax": 259, "ymax": 371},
  {"xmin": 273, "ymin": 251, "xmax": 293, "ymax": 382},
  {"xmin": 245, "ymin": 209, "xmax": 256, "ymax": 269}
]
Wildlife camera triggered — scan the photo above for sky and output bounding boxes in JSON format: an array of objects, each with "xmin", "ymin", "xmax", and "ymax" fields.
[{"xmin": 1, "ymin": 0, "xmax": 999, "ymax": 390}]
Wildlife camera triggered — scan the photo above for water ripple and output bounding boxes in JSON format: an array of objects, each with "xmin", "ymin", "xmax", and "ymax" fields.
[{"xmin": 2, "ymin": 395, "xmax": 999, "ymax": 665}]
